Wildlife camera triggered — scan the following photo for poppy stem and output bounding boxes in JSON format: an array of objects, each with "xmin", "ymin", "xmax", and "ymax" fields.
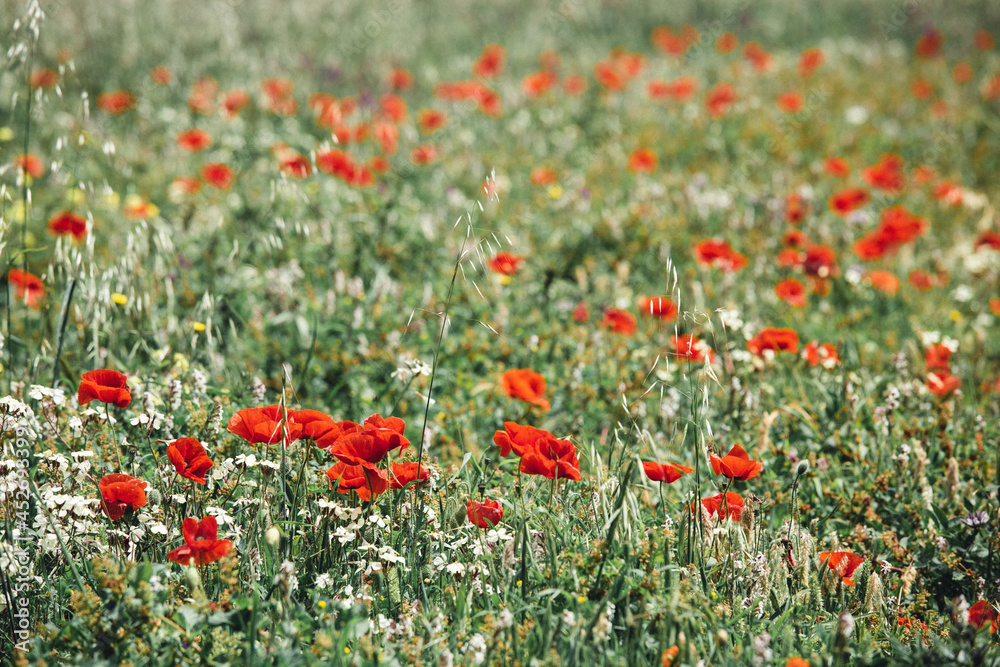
[
  {"xmin": 105, "ymin": 403, "xmax": 124, "ymax": 470},
  {"xmin": 50, "ymin": 277, "xmax": 76, "ymax": 389}
]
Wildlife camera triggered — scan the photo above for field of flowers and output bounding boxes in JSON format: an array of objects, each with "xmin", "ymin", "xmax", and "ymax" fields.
[{"xmin": 2, "ymin": 0, "xmax": 1000, "ymax": 664}]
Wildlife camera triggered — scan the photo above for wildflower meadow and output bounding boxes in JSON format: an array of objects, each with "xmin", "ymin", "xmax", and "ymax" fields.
[{"xmin": 3, "ymin": 0, "xmax": 1000, "ymax": 664}]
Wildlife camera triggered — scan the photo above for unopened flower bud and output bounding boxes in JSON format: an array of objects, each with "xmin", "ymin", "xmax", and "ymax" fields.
[
  {"xmin": 185, "ymin": 565, "xmax": 202, "ymax": 591},
  {"xmin": 265, "ymin": 525, "xmax": 280, "ymax": 547},
  {"xmin": 146, "ymin": 488, "xmax": 163, "ymax": 506},
  {"xmin": 795, "ymin": 460, "xmax": 811, "ymax": 478}
]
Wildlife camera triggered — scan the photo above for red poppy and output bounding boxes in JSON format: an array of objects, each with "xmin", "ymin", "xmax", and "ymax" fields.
[
  {"xmin": 852, "ymin": 234, "xmax": 891, "ymax": 261},
  {"xmin": 78, "ymin": 369, "xmax": 131, "ymax": 408},
  {"xmin": 924, "ymin": 343, "xmax": 952, "ymax": 373},
  {"xmin": 501, "ymin": 368, "xmax": 551, "ymax": 412},
  {"xmin": 693, "ymin": 491, "xmax": 744, "ymax": 521},
  {"xmin": 650, "ymin": 25, "xmax": 697, "ymax": 57},
  {"xmin": 326, "ymin": 461, "xmax": 388, "ymax": 501},
  {"xmin": 562, "ymin": 74, "xmax": 587, "ymax": 96},
  {"xmin": 716, "ymin": 32, "xmax": 738, "ymax": 54},
  {"xmin": 775, "ymin": 278, "xmax": 807, "ymax": 308},
  {"xmin": 926, "ymin": 371, "xmax": 960, "ymax": 397},
  {"xmin": 777, "ymin": 248, "xmax": 804, "ymax": 270},
  {"xmin": 176, "ymin": 128, "xmax": 212, "ymax": 152},
  {"xmin": 288, "ymin": 409, "xmax": 339, "ymax": 445},
  {"xmin": 628, "ymin": 148, "xmax": 658, "ymax": 173},
  {"xmin": 671, "ymin": 334, "xmax": 714, "ymax": 364},
  {"xmin": 747, "ymin": 328, "xmax": 800, "ymax": 356},
  {"xmin": 227, "ymin": 405, "xmax": 303, "ymax": 445},
  {"xmin": 410, "ymin": 144, "xmax": 438, "ymax": 165},
  {"xmin": 98, "ymin": 473, "xmax": 147, "ymax": 521},
  {"xmin": 865, "ymin": 270, "xmax": 901, "ymax": 296},
  {"xmin": 14, "ymin": 154, "xmax": 44, "ymax": 179},
  {"xmin": 637, "ymin": 296, "xmax": 678, "ymax": 321},
  {"xmin": 279, "ymin": 152, "xmax": 311, "ymax": 179},
  {"xmin": 261, "ymin": 77, "xmax": 297, "ymax": 115},
  {"xmin": 572, "ymin": 301, "xmax": 589, "ymax": 323},
  {"xmin": 472, "ymin": 44, "xmax": 506, "ymax": 79},
  {"xmin": 493, "ymin": 421, "xmax": 551, "ymax": 458},
  {"xmin": 931, "ymin": 180, "xmax": 962, "ymax": 207},
  {"xmin": 389, "ymin": 462, "xmax": 430, "ymax": 490},
  {"xmin": 379, "ymin": 93, "xmax": 407, "ymax": 123},
  {"xmin": 975, "ymin": 30, "xmax": 995, "ymax": 51},
  {"xmin": 389, "ymin": 67, "xmax": 413, "ymax": 91},
  {"xmin": 710, "ymin": 444, "xmax": 763, "ymax": 481},
  {"xmin": 530, "ymin": 167, "xmax": 558, "ymax": 186},
  {"xmin": 316, "ymin": 148, "xmax": 355, "ymax": 178},
  {"xmin": 489, "ymin": 252, "xmax": 523, "ymax": 276},
  {"xmin": 649, "ymin": 75, "xmax": 698, "ymax": 102},
  {"xmin": 669, "ymin": 75, "xmax": 698, "ymax": 102},
  {"xmin": 418, "ymin": 109, "xmax": 448, "ymax": 133},
  {"xmin": 493, "ymin": 422, "xmax": 579, "ymax": 483},
  {"xmin": 861, "ymin": 153, "xmax": 905, "ymax": 194},
  {"xmin": 974, "ymin": 230, "xmax": 1000, "ymax": 252},
  {"xmin": 47, "ymin": 211, "xmax": 88, "ymax": 241},
  {"xmin": 467, "ymin": 499, "xmax": 503, "ymax": 528},
  {"xmin": 705, "ymin": 82, "xmax": 736, "ymax": 118},
  {"xmin": 910, "ymin": 78, "xmax": 934, "ymax": 100},
  {"xmin": 798, "ymin": 47, "xmax": 825, "ymax": 76},
  {"xmin": 601, "ymin": 308, "xmax": 637, "ymax": 335},
  {"xmin": 29, "ymin": 68, "xmax": 59, "ymax": 89},
  {"xmin": 983, "ymin": 75, "xmax": 1000, "ymax": 102},
  {"xmin": 824, "ymin": 157, "xmax": 850, "ymax": 178},
  {"xmin": 828, "ymin": 188, "xmax": 869, "ymax": 216},
  {"xmin": 968, "ymin": 600, "xmax": 999, "ymax": 633},
  {"xmin": 188, "ymin": 77, "xmax": 218, "ymax": 114},
  {"xmin": 604, "ymin": 50, "xmax": 642, "ymax": 79},
  {"xmin": 222, "ymin": 89, "xmax": 250, "ymax": 118},
  {"xmin": 519, "ymin": 435, "xmax": 581, "ymax": 481},
  {"xmin": 907, "ymin": 269, "xmax": 936, "ymax": 292},
  {"xmin": 647, "ymin": 79, "xmax": 672, "ymax": 101},
  {"xmin": 914, "ymin": 28, "xmax": 943, "ymax": 59},
  {"xmin": 785, "ymin": 193, "xmax": 807, "ymax": 225},
  {"xmin": 777, "ymin": 91, "xmax": 804, "ymax": 113},
  {"xmin": 150, "ymin": 66, "xmax": 172, "ymax": 85},
  {"xmin": 97, "ymin": 90, "xmax": 137, "ymax": 114},
  {"xmin": 642, "ymin": 460, "xmax": 693, "ymax": 484},
  {"xmin": 201, "ymin": 163, "xmax": 235, "ymax": 190},
  {"xmin": 522, "ymin": 70, "xmax": 558, "ymax": 97},
  {"xmin": 693, "ymin": 239, "xmax": 747, "ymax": 272},
  {"xmin": 594, "ymin": 61, "xmax": 624, "ymax": 91},
  {"xmin": 803, "ymin": 341, "xmax": 839, "ymax": 369},
  {"xmin": 167, "ymin": 515, "xmax": 233, "ymax": 566},
  {"xmin": 369, "ymin": 119, "xmax": 398, "ymax": 155},
  {"xmin": 8, "ymin": 269, "xmax": 45, "ymax": 309},
  {"xmin": 818, "ymin": 551, "xmax": 865, "ymax": 586},
  {"xmin": 170, "ymin": 176, "xmax": 202, "ymax": 196},
  {"xmin": 167, "ymin": 438, "xmax": 213, "ymax": 485},
  {"xmin": 743, "ymin": 42, "xmax": 773, "ymax": 71},
  {"xmin": 802, "ymin": 244, "xmax": 839, "ymax": 280},
  {"xmin": 328, "ymin": 414, "xmax": 410, "ymax": 469}
]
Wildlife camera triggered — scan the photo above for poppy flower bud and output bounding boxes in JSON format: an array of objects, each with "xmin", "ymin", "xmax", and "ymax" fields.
[
  {"xmin": 185, "ymin": 565, "xmax": 202, "ymax": 592},
  {"xmin": 794, "ymin": 460, "xmax": 810, "ymax": 478},
  {"xmin": 265, "ymin": 525, "xmax": 280, "ymax": 547},
  {"xmin": 146, "ymin": 488, "xmax": 163, "ymax": 506},
  {"xmin": 478, "ymin": 482, "xmax": 486, "ymax": 496}
]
